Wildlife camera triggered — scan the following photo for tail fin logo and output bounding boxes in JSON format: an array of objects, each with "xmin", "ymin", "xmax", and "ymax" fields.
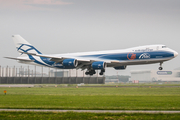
[{"xmin": 17, "ymin": 44, "xmax": 42, "ymax": 54}]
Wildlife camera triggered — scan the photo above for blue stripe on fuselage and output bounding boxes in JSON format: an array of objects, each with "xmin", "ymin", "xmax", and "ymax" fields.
[{"xmin": 29, "ymin": 56, "xmax": 65, "ymax": 68}]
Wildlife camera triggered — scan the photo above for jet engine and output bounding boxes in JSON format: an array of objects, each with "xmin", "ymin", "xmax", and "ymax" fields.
[
  {"xmin": 92, "ymin": 61, "xmax": 105, "ymax": 70},
  {"xmin": 62, "ymin": 59, "xmax": 78, "ymax": 68}
]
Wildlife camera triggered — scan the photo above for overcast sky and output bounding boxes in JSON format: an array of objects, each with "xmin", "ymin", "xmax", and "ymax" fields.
[{"xmin": 0, "ymin": 0, "xmax": 180, "ymax": 75}]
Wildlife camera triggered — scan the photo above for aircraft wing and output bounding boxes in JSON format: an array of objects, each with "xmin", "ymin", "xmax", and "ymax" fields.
[
  {"xmin": 20, "ymin": 52, "xmax": 123, "ymax": 70},
  {"xmin": 20, "ymin": 52, "xmax": 95, "ymax": 70}
]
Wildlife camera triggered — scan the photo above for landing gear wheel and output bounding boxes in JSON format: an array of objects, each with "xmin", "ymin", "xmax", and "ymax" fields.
[
  {"xmin": 85, "ymin": 70, "xmax": 96, "ymax": 76},
  {"xmin": 159, "ymin": 67, "xmax": 163, "ymax": 70},
  {"xmin": 99, "ymin": 69, "xmax": 105, "ymax": 76},
  {"xmin": 99, "ymin": 72, "xmax": 103, "ymax": 75},
  {"xmin": 85, "ymin": 71, "xmax": 89, "ymax": 75}
]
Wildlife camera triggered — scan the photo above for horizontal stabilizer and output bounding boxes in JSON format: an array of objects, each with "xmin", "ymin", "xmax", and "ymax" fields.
[{"xmin": 4, "ymin": 57, "xmax": 34, "ymax": 62}]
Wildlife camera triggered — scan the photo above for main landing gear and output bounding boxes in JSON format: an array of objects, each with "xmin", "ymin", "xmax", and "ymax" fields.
[
  {"xmin": 99, "ymin": 69, "xmax": 105, "ymax": 76},
  {"xmin": 159, "ymin": 62, "xmax": 163, "ymax": 70},
  {"xmin": 85, "ymin": 69, "xmax": 105, "ymax": 76},
  {"xmin": 85, "ymin": 70, "xmax": 96, "ymax": 76}
]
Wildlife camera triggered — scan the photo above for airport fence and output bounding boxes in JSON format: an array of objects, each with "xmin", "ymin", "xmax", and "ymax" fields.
[
  {"xmin": 0, "ymin": 66, "xmax": 105, "ymax": 84},
  {"xmin": 0, "ymin": 77, "xmax": 105, "ymax": 84}
]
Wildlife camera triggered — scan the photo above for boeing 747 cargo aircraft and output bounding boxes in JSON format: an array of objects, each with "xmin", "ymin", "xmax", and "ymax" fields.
[{"xmin": 5, "ymin": 35, "xmax": 178, "ymax": 76}]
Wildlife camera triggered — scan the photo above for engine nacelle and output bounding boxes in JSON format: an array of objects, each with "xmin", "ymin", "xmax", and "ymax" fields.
[
  {"xmin": 92, "ymin": 61, "xmax": 105, "ymax": 70},
  {"xmin": 114, "ymin": 65, "xmax": 127, "ymax": 70},
  {"xmin": 62, "ymin": 59, "xmax": 78, "ymax": 69}
]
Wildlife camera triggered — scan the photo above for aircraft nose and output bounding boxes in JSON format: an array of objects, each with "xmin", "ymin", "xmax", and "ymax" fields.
[{"xmin": 174, "ymin": 51, "xmax": 178, "ymax": 57}]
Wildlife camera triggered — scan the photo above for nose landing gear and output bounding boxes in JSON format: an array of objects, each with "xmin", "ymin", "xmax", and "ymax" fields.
[
  {"xmin": 159, "ymin": 67, "xmax": 163, "ymax": 70},
  {"xmin": 159, "ymin": 62, "xmax": 163, "ymax": 70}
]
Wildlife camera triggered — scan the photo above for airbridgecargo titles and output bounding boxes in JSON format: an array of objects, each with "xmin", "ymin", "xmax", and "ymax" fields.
[
  {"xmin": 134, "ymin": 48, "xmax": 153, "ymax": 52},
  {"xmin": 5, "ymin": 35, "xmax": 178, "ymax": 76}
]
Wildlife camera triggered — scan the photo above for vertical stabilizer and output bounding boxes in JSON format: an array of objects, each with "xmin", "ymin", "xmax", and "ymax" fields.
[{"xmin": 12, "ymin": 35, "xmax": 42, "ymax": 57}]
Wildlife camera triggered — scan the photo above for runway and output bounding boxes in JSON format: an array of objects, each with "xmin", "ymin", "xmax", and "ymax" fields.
[{"xmin": 0, "ymin": 109, "xmax": 180, "ymax": 113}]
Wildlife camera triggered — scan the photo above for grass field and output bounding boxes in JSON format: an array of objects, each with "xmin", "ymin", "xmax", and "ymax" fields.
[
  {"xmin": 0, "ymin": 86, "xmax": 180, "ymax": 110},
  {"xmin": 1, "ymin": 111, "xmax": 180, "ymax": 120},
  {"xmin": 1, "ymin": 85, "xmax": 180, "ymax": 119}
]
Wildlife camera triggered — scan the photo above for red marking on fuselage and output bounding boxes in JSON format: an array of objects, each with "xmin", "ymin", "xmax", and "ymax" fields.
[{"xmin": 127, "ymin": 52, "xmax": 136, "ymax": 60}]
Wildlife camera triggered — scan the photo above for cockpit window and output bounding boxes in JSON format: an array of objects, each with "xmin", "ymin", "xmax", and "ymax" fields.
[{"xmin": 162, "ymin": 46, "xmax": 167, "ymax": 48}]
